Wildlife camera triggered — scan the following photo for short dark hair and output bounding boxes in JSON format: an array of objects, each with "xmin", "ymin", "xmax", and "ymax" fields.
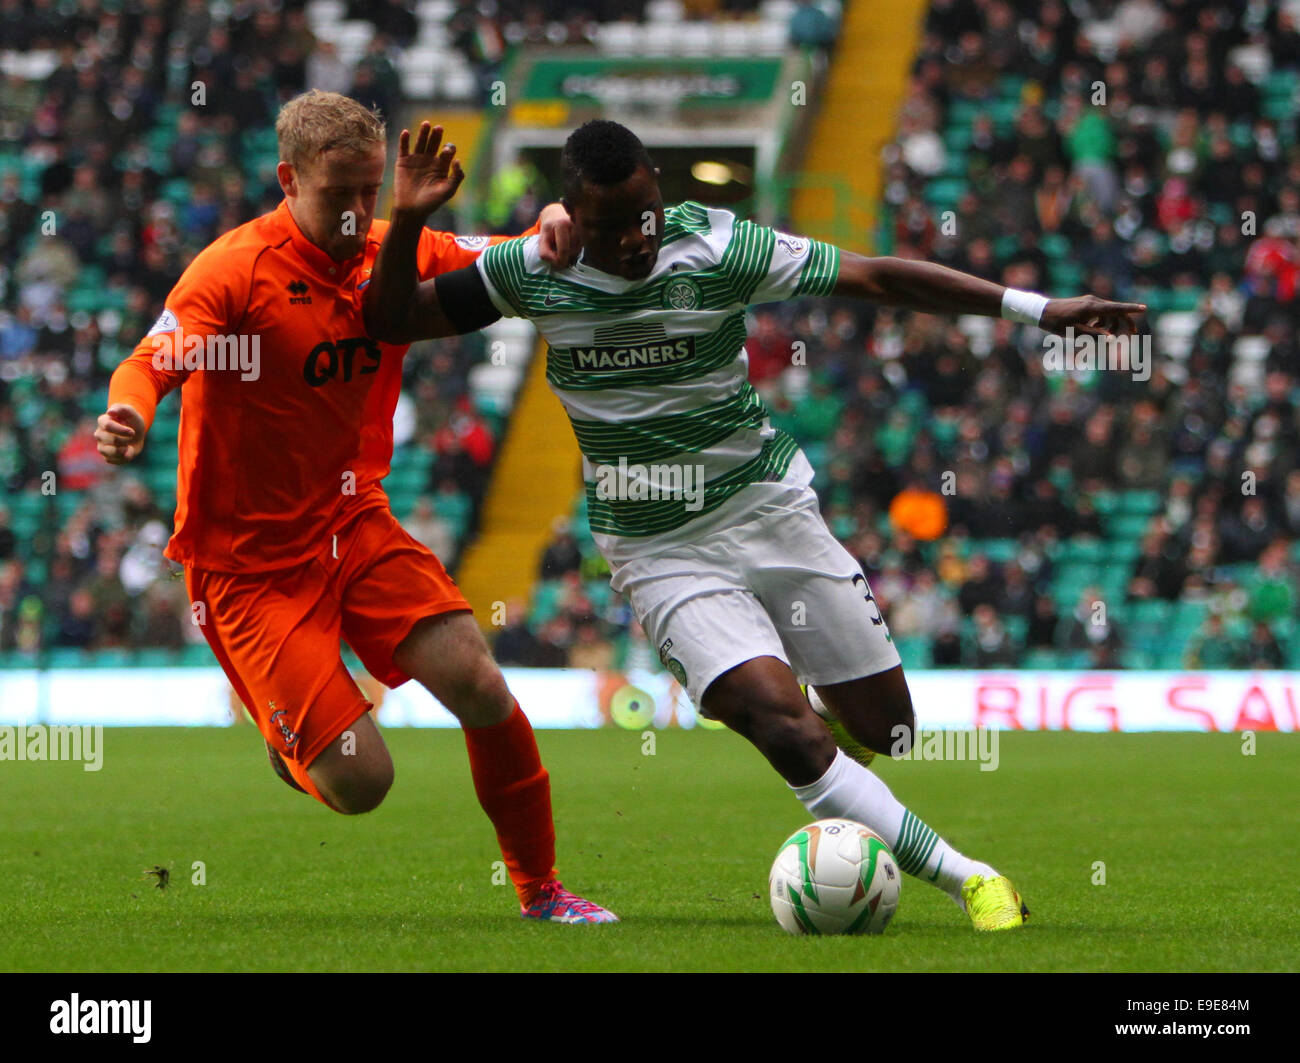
[{"xmin": 561, "ymin": 120, "xmax": 654, "ymax": 201}]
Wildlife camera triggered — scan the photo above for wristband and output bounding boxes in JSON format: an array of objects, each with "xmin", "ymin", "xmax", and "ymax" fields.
[{"xmin": 1001, "ymin": 288, "xmax": 1049, "ymax": 326}]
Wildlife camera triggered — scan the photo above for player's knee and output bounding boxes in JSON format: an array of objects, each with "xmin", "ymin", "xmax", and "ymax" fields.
[
  {"xmin": 442, "ymin": 656, "xmax": 513, "ymax": 727},
  {"xmin": 310, "ymin": 741, "xmax": 395, "ymax": 815},
  {"xmin": 322, "ymin": 760, "xmax": 394, "ymax": 815}
]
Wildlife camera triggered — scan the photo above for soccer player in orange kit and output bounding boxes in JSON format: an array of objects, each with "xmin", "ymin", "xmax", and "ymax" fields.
[{"xmin": 94, "ymin": 91, "xmax": 616, "ymax": 924}]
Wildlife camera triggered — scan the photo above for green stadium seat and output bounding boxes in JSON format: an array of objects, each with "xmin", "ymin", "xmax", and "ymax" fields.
[
  {"xmin": 1039, "ymin": 233, "xmax": 1071, "ymax": 260},
  {"xmin": 584, "ymin": 580, "xmax": 613, "ymax": 611},
  {"xmin": 180, "ymin": 643, "xmax": 216, "ymax": 666},
  {"xmin": 386, "ymin": 487, "xmax": 418, "ymax": 520},
  {"xmin": 1169, "ymin": 601, "xmax": 1212, "ymax": 641},
  {"xmin": 45, "ymin": 647, "xmax": 91, "ymax": 668},
  {"xmin": 1159, "ymin": 636, "xmax": 1190, "ymax": 662},
  {"xmin": 384, "ymin": 466, "xmax": 427, "ymax": 494},
  {"xmin": 1089, "ymin": 490, "xmax": 1118, "ymax": 514},
  {"xmin": 993, "ymin": 235, "xmax": 1021, "ymax": 260},
  {"xmin": 1105, "ymin": 513, "xmax": 1154, "ymax": 541},
  {"xmin": 10, "ymin": 493, "xmax": 45, "ymax": 520},
  {"xmin": 943, "ymin": 126, "xmax": 973, "ymax": 152},
  {"xmin": 948, "ymin": 99, "xmax": 982, "ymax": 126},
  {"xmin": 922, "ymin": 178, "xmax": 969, "ymax": 210},
  {"xmin": 1120, "ymin": 649, "xmax": 1155, "ymax": 669},
  {"xmin": 134, "ymin": 648, "xmax": 182, "ymax": 667},
  {"xmin": 1004, "ymin": 614, "xmax": 1028, "ymax": 644},
  {"xmin": 971, "ymin": 538, "xmax": 1018, "ymax": 563},
  {"xmin": 1049, "ymin": 261, "xmax": 1085, "ymax": 291},
  {"xmin": 1129, "ymin": 599, "xmax": 1172, "ymax": 626},
  {"xmin": 1164, "ymin": 289, "xmax": 1205, "ymax": 312},
  {"xmin": 1107, "ymin": 539, "xmax": 1143, "ymax": 563},
  {"xmin": 893, "ymin": 637, "xmax": 928, "ymax": 670},
  {"xmin": 1021, "ymin": 648, "xmax": 1059, "ymax": 669},
  {"xmin": 529, "ymin": 580, "xmax": 563, "ymax": 625},
  {"xmin": 997, "ymin": 75, "xmax": 1027, "ymax": 99},
  {"xmin": 1059, "ymin": 538, "xmax": 1106, "ymax": 563},
  {"xmin": 67, "ymin": 287, "xmax": 104, "ymax": 313},
  {"xmin": 1117, "ymin": 490, "xmax": 1162, "ymax": 515},
  {"xmin": 1097, "ymin": 570, "xmax": 1129, "ymax": 602}
]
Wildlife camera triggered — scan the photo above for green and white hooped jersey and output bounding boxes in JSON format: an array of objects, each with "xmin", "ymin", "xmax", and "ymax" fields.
[{"xmin": 475, "ymin": 201, "xmax": 840, "ymax": 556}]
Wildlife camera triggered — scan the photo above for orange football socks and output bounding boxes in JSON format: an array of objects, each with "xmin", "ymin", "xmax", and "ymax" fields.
[{"xmin": 463, "ymin": 701, "xmax": 556, "ymax": 906}]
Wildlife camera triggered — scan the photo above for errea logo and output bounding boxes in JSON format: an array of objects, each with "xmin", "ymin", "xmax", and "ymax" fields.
[{"xmin": 287, "ymin": 279, "xmax": 312, "ymax": 305}]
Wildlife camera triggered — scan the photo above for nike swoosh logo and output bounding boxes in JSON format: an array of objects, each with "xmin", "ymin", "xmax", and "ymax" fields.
[
  {"xmin": 927, "ymin": 855, "xmax": 944, "ymax": 882},
  {"xmin": 544, "ymin": 292, "xmax": 564, "ymax": 306}
]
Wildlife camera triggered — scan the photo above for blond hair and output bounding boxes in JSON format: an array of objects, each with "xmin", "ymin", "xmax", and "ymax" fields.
[{"xmin": 276, "ymin": 90, "xmax": 386, "ymax": 174}]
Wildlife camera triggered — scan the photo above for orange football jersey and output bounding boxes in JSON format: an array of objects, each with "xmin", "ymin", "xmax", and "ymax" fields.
[{"xmin": 108, "ymin": 200, "xmax": 527, "ymax": 573}]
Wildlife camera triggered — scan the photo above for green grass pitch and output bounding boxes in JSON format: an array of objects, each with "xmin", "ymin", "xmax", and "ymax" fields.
[{"xmin": 2, "ymin": 726, "xmax": 1296, "ymax": 972}]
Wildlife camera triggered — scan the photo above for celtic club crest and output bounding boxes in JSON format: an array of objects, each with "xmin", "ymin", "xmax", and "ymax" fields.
[{"xmin": 662, "ymin": 277, "xmax": 702, "ymax": 311}]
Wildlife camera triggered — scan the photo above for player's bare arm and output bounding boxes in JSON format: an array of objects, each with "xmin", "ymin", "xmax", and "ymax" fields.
[
  {"xmin": 364, "ymin": 121, "xmax": 574, "ymax": 343},
  {"xmin": 362, "ymin": 122, "xmax": 464, "ymax": 343},
  {"xmin": 833, "ymin": 254, "xmax": 1146, "ymax": 337},
  {"xmin": 95, "ymin": 402, "xmax": 148, "ymax": 464}
]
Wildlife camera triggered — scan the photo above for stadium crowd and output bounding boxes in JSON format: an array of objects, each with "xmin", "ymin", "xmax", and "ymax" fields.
[
  {"xmin": 0, "ymin": 0, "xmax": 821, "ymax": 660},
  {"xmin": 2, "ymin": 0, "xmax": 1298, "ymax": 674},
  {"xmin": 0, "ymin": 0, "xmax": 499, "ymax": 657},
  {"xmin": 510, "ymin": 0, "xmax": 1300, "ymax": 672}
]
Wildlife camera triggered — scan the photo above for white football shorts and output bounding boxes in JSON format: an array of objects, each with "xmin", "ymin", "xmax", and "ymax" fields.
[{"xmin": 606, "ymin": 485, "xmax": 902, "ymax": 710}]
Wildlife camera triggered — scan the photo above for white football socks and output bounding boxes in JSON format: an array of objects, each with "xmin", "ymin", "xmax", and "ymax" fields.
[{"xmin": 789, "ymin": 749, "xmax": 997, "ymax": 902}]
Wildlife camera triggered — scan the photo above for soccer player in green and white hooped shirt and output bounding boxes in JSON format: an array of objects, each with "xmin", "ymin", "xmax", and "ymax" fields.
[{"xmin": 366, "ymin": 119, "xmax": 1146, "ymax": 931}]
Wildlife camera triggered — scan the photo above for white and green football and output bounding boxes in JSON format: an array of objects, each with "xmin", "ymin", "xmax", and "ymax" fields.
[{"xmin": 769, "ymin": 819, "xmax": 901, "ymax": 935}]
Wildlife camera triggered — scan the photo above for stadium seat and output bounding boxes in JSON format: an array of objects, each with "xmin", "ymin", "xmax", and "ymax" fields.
[
  {"xmin": 180, "ymin": 644, "xmax": 216, "ymax": 666},
  {"xmin": 1156, "ymin": 311, "xmax": 1201, "ymax": 360},
  {"xmin": 134, "ymin": 648, "xmax": 181, "ymax": 667},
  {"xmin": 894, "ymin": 637, "xmax": 928, "ymax": 670},
  {"xmin": 1117, "ymin": 490, "xmax": 1161, "ymax": 516},
  {"xmin": 1059, "ymin": 538, "xmax": 1106, "ymax": 563},
  {"xmin": 921, "ymin": 177, "xmax": 968, "ymax": 209},
  {"xmin": 1021, "ymin": 648, "xmax": 1059, "ymax": 669},
  {"xmin": 1233, "ymin": 336, "xmax": 1270, "ymax": 365},
  {"xmin": 680, "ymin": 22, "xmax": 718, "ymax": 57},
  {"xmin": 530, "ymin": 580, "xmax": 564, "ymax": 625},
  {"xmin": 971, "ymin": 538, "xmax": 1018, "ymax": 563},
  {"xmin": 45, "ymin": 647, "xmax": 91, "ymax": 669},
  {"xmin": 1104, "ymin": 513, "xmax": 1154, "ymax": 541},
  {"xmin": 596, "ymin": 22, "xmax": 639, "ymax": 56},
  {"xmin": 646, "ymin": 0, "xmax": 684, "ymax": 20}
]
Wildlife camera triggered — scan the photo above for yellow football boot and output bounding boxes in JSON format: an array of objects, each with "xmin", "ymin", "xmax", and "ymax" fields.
[{"xmin": 961, "ymin": 874, "xmax": 1030, "ymax": 931}]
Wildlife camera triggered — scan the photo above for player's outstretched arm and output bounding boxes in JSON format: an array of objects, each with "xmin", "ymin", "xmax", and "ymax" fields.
[
  {"xmin": 364, "ymin": 122, "xmax": 466, "ymax": 344},
  {"xmin": 833, "ymin": 253, "xmax": 1145, "ymax": 336}
]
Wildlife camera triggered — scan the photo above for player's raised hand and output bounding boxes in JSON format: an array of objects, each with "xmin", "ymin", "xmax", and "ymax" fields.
[
  {"xmin": 538, "ymin": 202, "xmax": 580, "ymax": 269},
  {"xmin": 1040, "ymin": 295, "xmax": 1146, "ymax": 337},
  {"xmin": 393, "ymin": 121, "xmax": 465, "ymax": 218},
  {"xmin": 96, "ymin": 403, "xmax": 147, "ymax": 465}
]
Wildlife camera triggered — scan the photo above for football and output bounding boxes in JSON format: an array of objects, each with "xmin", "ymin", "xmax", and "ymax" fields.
[{"xmin": 769, "ymin": 819, "xmax": 901, "ymax": 935}]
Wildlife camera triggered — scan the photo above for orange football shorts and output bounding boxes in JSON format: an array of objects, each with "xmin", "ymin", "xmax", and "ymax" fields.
[{"xmin": 185, "ymin": 503, "xmax": 471, "ymax": 799}]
